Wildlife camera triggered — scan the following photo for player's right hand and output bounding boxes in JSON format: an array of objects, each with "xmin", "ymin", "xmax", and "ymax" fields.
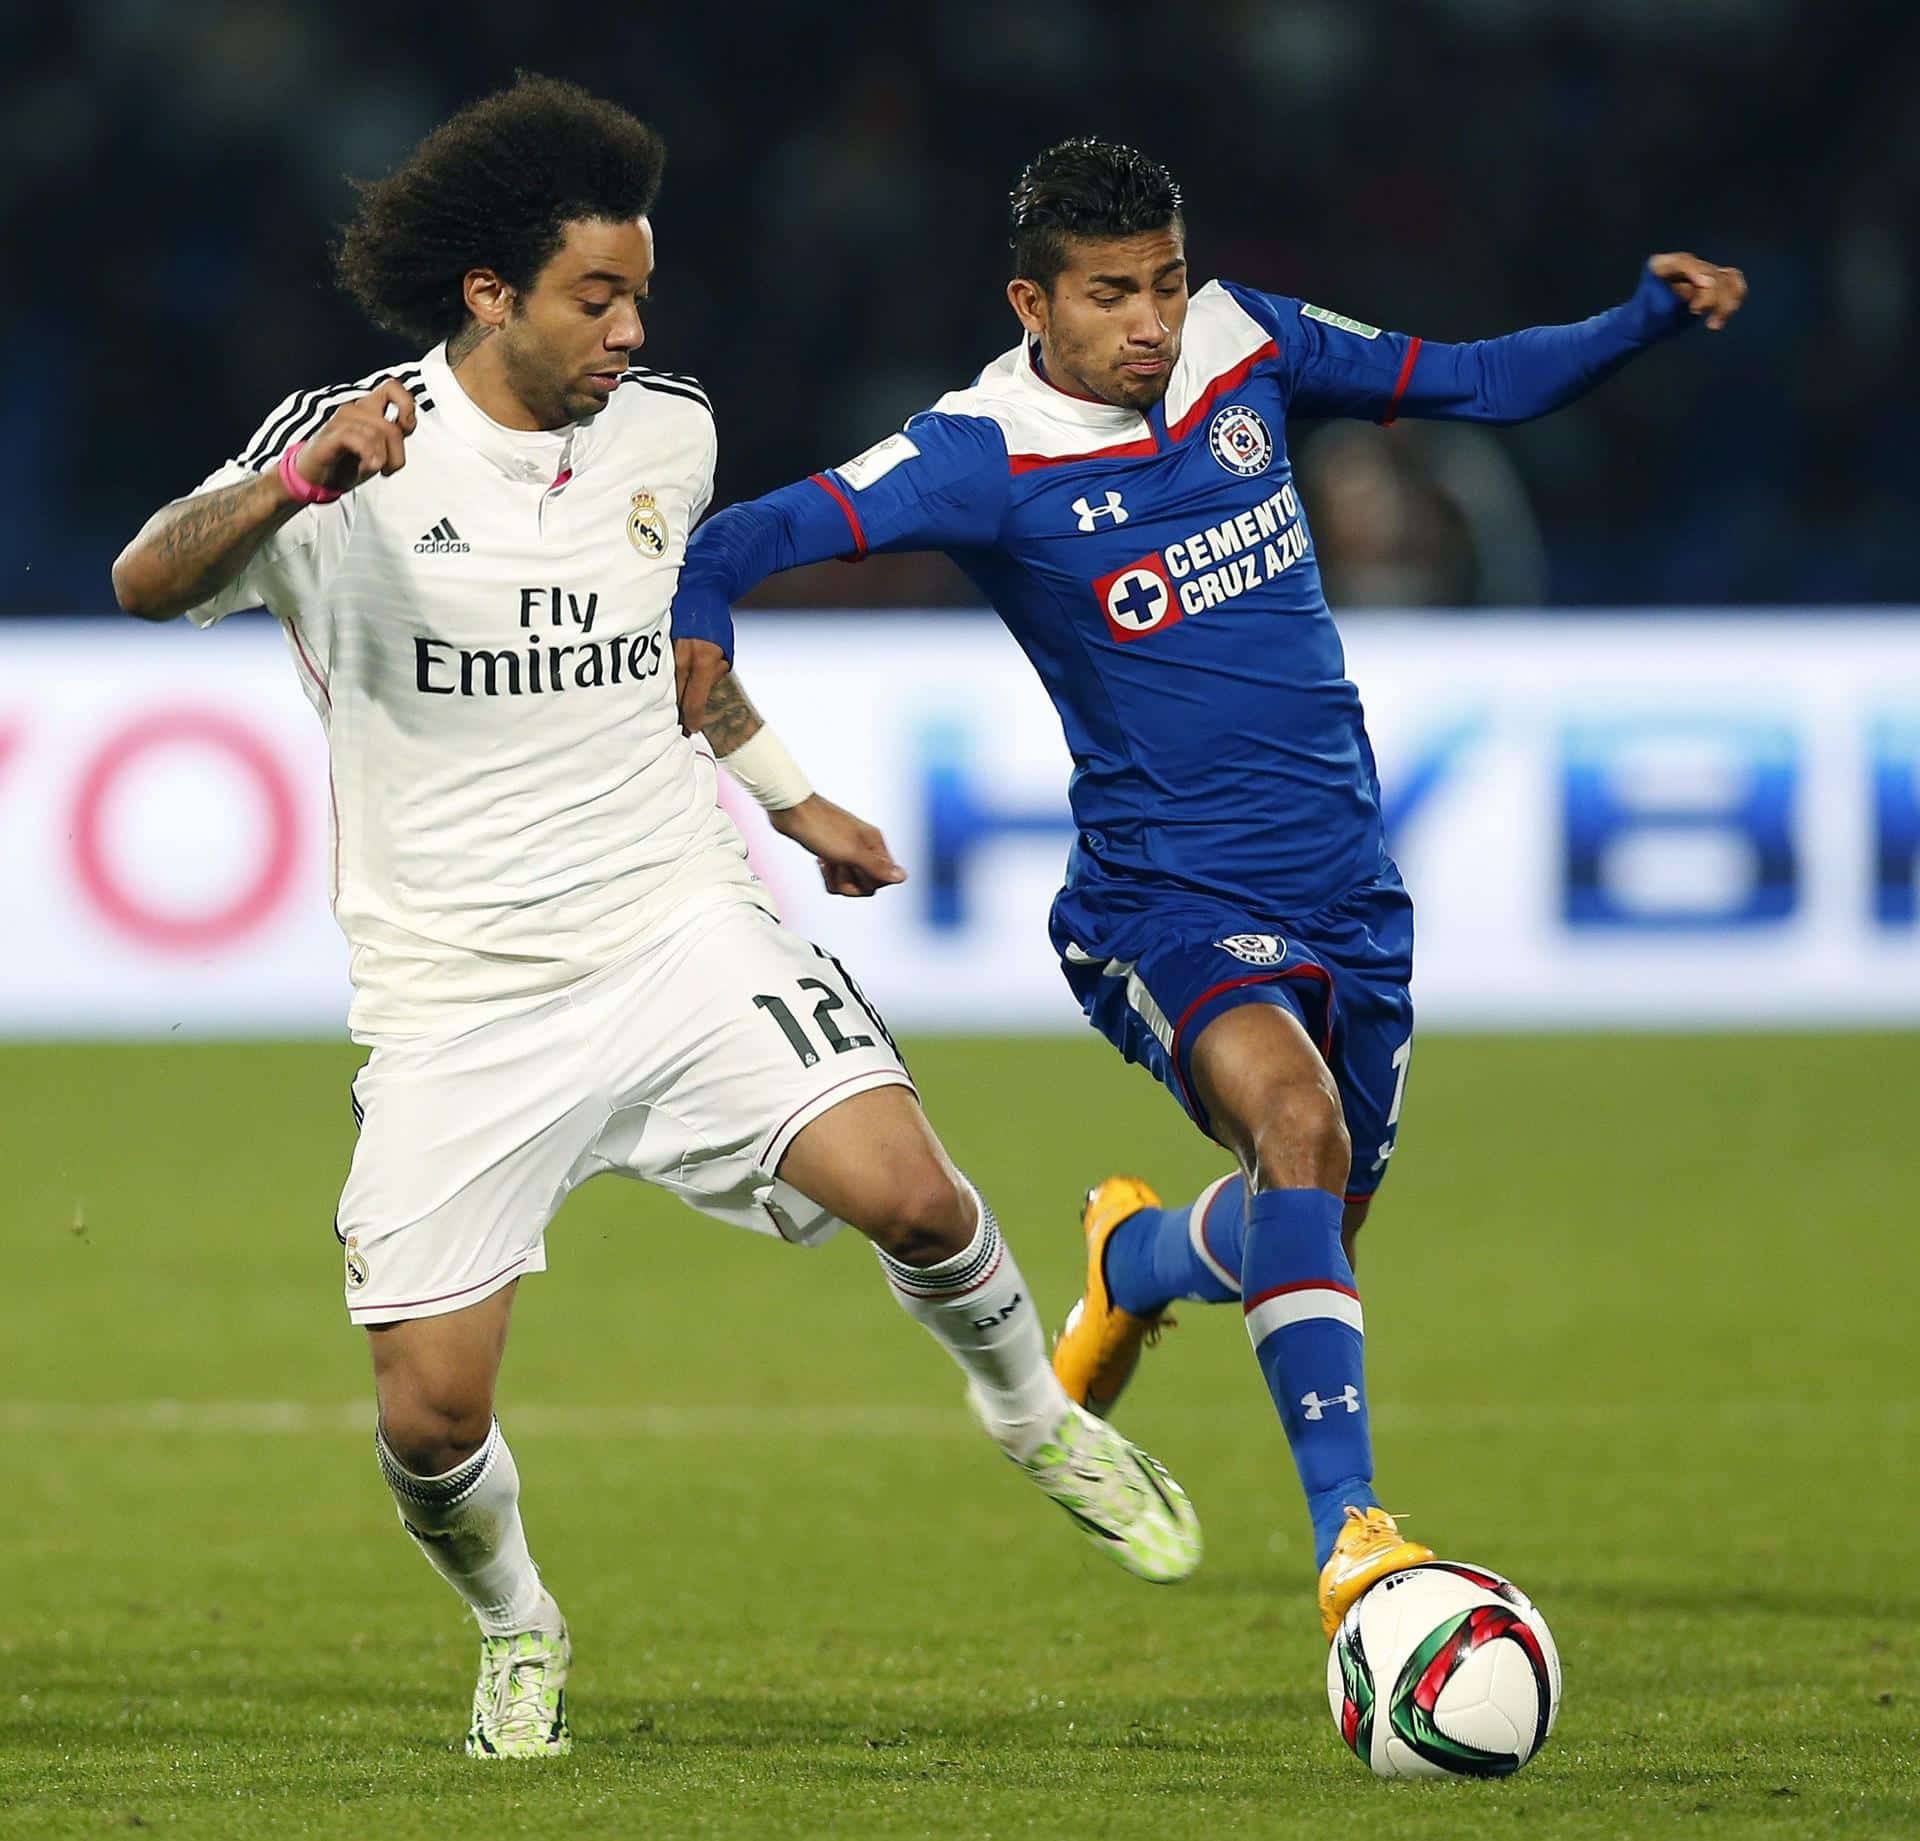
[{"xmin": 290, "ymin": 378, "xmax": 418, "ymax": 495}]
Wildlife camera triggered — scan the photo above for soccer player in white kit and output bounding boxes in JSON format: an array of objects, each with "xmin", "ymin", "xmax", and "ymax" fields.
[{"xmin": 112, "ymin": 77, "xmax": 1200, "ymax": 1758}]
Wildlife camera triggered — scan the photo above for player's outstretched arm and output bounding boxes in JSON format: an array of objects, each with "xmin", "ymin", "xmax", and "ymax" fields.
[
  {"xmin": 671, "ymin": 476, "xmax": 861, "ymax": 730},
  {"xmin": 112, "ymin": 379, "xmax": 418, "ymax": 620},
  {"xmin": 1281, "ymin": 254, "xmax": 1746, "ymax": 428},
  {"xmin": 671, "ymin": 416, "xmax": 1011, "ymax": 730},
  {"xmin": 702, "ymin": 668, "xmax": 905, "ymax": 898}
]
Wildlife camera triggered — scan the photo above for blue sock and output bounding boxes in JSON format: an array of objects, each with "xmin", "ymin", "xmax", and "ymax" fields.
[
  {"xmin": 1240, "ymin": 1187, "xmax": 1379, "ymax": 1567},
  {"xmin": 1104, "ymin": 1176, "xmax": 1246, "ymax": 1314}
]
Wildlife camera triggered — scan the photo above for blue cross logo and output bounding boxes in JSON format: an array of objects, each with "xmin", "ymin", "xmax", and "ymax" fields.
[{"xmin": 1108, "ymin": 570, "xmax": 1168, "ymax": 630}]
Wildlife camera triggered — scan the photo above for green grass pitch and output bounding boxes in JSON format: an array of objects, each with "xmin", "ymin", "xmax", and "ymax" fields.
[{"xmin": 2, "ymin": 1033, "xmax": 1915, "ymax": 1838}]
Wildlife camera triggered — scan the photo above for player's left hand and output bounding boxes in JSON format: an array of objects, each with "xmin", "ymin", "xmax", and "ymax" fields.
[
  {"xmin": 1647, "ymin": 252, "xmax": 1748, "ymax": 330},
  {"xmin": 768, "ymin": 795, "xmax": 908, "ymax": 897},
  {"xmin": 674, "ymin": 637, "xmax": 728, "ymax": 734}
]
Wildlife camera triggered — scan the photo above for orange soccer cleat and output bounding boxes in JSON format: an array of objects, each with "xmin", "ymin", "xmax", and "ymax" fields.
[
  {"xmin": 1050, "ymin": 1176, "xmax": 1175, "ymax": 1418},
  {"xmin": 1317, "ymin": 1506, "xmax": 1435, "ymax": 1640}
]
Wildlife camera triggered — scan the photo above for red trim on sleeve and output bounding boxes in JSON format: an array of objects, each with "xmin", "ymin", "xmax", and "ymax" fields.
[
  {"xmin": 1380, "ymin": 336, "xmax": 1423, "ymax": 427},
  {"xmin": 809, "ymin": 472, "xmax": 868, "ymax": 558}
]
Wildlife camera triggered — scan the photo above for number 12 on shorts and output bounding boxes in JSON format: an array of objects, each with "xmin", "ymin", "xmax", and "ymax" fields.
[{"xmin": 753, "ymin": 977, "xmax": 874, "ymax": 1068}]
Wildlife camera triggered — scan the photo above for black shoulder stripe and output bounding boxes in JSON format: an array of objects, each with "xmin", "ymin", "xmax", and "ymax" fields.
[
  {"xmin": 241, "ymin": 382, "xmax": 337, "ymax": 471},
  {"xmin": 622, "ymin": 363, "xmax": 705, "ymax": 386},
  {"xmin": 625, "ymin": 376, "xmax": 713, "ymax": 415},
  {"xmin": 240, "ymin": 373, "xmax": 422, "ymax": 469},
  {"xmin": 620, "ymin": 365, "xmax": 710, "ymax": 398},
  {"xmin": 240, "ymin": 367, "xmax": 427, "ymax": 469}
]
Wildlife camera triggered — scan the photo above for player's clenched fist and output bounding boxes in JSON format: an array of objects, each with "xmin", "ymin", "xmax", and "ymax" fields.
[
  {"xmin": 1647, "ymin": 252, "xmax": 1748, "ymax": 331},
  {"xmin": 292, "ymin": 377, "xmax": 419, "ymax": 494}
]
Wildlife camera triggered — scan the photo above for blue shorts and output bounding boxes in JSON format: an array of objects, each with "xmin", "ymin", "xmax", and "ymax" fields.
[{"xmin": 1050, "ymin": 872, "xmax": 1416, "ymax": 1203}]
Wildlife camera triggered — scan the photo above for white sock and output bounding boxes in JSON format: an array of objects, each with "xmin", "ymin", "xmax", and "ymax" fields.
[
  {"xmin": 375, "ymin": 1418, "xmax": 553, "ymax": 1637},
  {"xmin": 875, "ymin": 1180, "xmax": 1069, "ymax": 1459}
]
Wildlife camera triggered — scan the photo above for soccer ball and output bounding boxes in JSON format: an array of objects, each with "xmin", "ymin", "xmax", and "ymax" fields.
[{"xmin": 1326, "ymin": 1561, "xmax": 1561, "ymax": 1779}]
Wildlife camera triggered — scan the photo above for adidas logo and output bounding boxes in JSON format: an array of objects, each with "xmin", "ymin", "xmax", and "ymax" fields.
[{"xmin": 414, "ymin": 518, "xmax": 470, "ymax": 555}]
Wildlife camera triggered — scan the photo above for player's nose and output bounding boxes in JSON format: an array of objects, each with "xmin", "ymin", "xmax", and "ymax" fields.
[
  {"xmin": 609, "ymin": 304, "xmax": 644, "ymax": 352},
  {"xmin": 1123, "ymin": 305, "xmax": 1170, "ymax": 346}
]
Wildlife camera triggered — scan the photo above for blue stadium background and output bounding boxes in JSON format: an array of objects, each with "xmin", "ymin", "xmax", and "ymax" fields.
[{"xmin": 5, "ymin": 0, "xmax": 1915, "ymax": 616}]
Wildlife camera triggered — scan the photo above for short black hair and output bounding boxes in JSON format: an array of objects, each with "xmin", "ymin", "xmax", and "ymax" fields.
[
  {"xmin": 336, "ymin": 74, "xmax": 666, "ymax": 345},
  {"xmin": 1009, "ymin": 138, "xmax": 1184, "ymax": 290}
]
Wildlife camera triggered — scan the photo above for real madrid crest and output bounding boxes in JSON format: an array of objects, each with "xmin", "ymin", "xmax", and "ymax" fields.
[{"xmin": 627, "ymin": 489, "xmax": 669, "ymax": 558}]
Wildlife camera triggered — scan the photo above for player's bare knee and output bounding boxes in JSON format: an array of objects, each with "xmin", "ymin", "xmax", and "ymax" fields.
[
  {"xmin": 862, "ymin": 1161, "xmax": 974, "ymax": 1266},
  {"xmin": 1246, "ymin": 1080, "xmax": 1351, "ymax": 1194},
  {"xmin": 378, "ymin": 1390, "xmax": 493, "ymax": 1477}
]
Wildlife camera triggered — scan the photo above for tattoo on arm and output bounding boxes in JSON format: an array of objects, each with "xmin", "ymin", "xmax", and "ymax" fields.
[
  {"xmin": 139, "ymin": 473, "xmax": 294, "ymax": 605},
  {"xmin": 699, "ymin": 669, "xmax": 765, "ymax": 756}
]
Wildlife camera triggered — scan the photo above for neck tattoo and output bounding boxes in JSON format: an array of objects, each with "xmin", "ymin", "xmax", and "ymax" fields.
[{"xmin": 446, "ymin": 322, "xmax": 494, "ymax": 365}]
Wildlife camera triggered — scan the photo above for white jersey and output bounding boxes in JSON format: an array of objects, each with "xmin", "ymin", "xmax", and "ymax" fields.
[{"xmin": 187, "ymin": 344, "xmax": 769, "ymax": 1036}]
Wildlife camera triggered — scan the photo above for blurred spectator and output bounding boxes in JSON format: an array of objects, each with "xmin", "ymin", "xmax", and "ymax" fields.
[{"xmin": 1296, "ymin": 423, "xmax": 1548, "ymax": 609}]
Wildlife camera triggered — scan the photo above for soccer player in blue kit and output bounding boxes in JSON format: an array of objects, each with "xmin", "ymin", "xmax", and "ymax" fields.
[{"xmin": 671, "ymin": 139, "xmax": 1746, "ymax": 1638}]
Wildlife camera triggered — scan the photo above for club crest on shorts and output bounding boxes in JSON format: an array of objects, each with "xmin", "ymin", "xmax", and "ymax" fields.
[
  {"xmin": 1208, "ymin": 404, "xmax": 1274, "ymax": 477},
  {"xmin": 344, "ymin": 1234, "xmax": 369, "ymax": 1290},
  {"xmin": 627, "ymin": 490, "xmax": 669, "ymax": 558},
  {"xmin": 1218, "ymin": 932, "xmax": 1286, "ymax": 966}
]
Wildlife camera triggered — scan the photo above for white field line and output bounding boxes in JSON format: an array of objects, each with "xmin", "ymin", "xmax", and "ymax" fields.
[{"xmin": 1, "ymin": 1399, "xmax": 1912, "ymax": 1437}]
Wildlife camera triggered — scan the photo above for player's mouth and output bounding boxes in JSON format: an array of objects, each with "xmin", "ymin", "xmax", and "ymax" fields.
[
  {"xmin": 583, "ymin": 371, "xmax": 623, "ymax": 398},
  {"xmin": 1120, "ymin": 356, "xmax": 1171, "ymax": 378}
]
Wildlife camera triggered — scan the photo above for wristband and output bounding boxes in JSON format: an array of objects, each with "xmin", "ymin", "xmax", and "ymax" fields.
[
  {"xmin": 719, "ymin": 724, "xmax": 814, "ymax": 812},
  {"xmin": 278, "ymin": 440, "xmax": 343, "ymax": 506}
]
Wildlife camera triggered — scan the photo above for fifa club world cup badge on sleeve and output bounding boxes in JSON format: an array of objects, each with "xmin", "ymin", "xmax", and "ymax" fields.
[
  {"xmin": 1208, "ymin": 405, "xmax": 1274, "ymax": 477},
  {"xmin": 627, "ymin": 490, "xmax": 669, "ymax": 558}
]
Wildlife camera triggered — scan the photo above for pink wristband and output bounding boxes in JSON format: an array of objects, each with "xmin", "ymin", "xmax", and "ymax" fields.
[{"xmin": 278, "ymin": 440, "xmax": 342, "ymax": 506}]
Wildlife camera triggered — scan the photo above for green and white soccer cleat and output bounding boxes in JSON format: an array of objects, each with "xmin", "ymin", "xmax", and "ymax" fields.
[
  {"xmin": 974, "ymin": 1390, "xmax": 1203, "ymax": 1584},
  {"xmin": 465, "ymin": 1609, "xmax": 572, "ymax": 1759}
]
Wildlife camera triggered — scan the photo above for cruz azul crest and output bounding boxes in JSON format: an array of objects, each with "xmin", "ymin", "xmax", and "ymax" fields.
[
  {"xmin": 627, "ymin": 490, "xmax": 669, "ymax": 558},
  {"xmin": 1218, "ymin": 932, "xmax": 1286, "ymax": 966},
  {"xmin": 1208, "ymin": 404, "xmax": 1274, "ymax": 478}
]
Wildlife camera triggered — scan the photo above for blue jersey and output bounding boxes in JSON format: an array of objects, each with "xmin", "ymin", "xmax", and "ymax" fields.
[{"xmin": 677, "ymin": 268, "xmax": 1692, "ymax": 918}]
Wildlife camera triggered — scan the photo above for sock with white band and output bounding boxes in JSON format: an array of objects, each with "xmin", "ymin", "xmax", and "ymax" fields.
[
  {"xmin": 1239, "ymin": 1187, "xmax": 1380, "ymax": 1566},
  {"xmin": 376, "ymin": 1417, "xmax": 552, "ymax": 1637},
  {"xmin": 1104, "ymin": 1174, "xmax": 1247, "ymax": 1313},
  {"xmin": 874, "ymin": 1180, "xmax": 1068, "ymax": 1459}
]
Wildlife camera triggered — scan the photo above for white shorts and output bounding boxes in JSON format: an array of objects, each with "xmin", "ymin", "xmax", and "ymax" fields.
[{"xmin": 336, "ymin": 898, "xmax": 913, "ymax": 1324}]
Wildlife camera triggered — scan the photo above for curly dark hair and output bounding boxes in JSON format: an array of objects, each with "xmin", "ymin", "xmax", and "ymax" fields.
[
  {"xmin": 336, "ymin": 74, "xmax": 666, "ymax": 345},
  {"xmin": 1009, "ymin": 138, "xmax": 1184, "ymax": 290}
]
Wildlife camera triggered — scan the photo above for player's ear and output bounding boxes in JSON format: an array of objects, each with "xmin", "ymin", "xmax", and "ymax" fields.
[
  {"xmin": 1007, "ymin": 276, "xmax": 1048, "ymax": 337},
  {"xmin": 462, "ymin": 267, "xmax": 514, "ymax": 330}
]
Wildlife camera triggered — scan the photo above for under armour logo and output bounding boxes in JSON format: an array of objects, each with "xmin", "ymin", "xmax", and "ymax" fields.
[
  {"xmin": 1300, "ymin": 1385, "xmax": 1361, "ymax": 1421},
  {"xmin": 1073, "ymin": 491, "xmax": 1128, "ymax": 532}
]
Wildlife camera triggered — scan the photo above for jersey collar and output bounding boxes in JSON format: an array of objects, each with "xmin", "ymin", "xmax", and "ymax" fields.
[
  {"xmin": 421, "ymin": 344, "xmax": 585, "ymax": 486},
  {"xmin": 1013, "ymin": 340, "xmax": 1150, "ymax": 438}
]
